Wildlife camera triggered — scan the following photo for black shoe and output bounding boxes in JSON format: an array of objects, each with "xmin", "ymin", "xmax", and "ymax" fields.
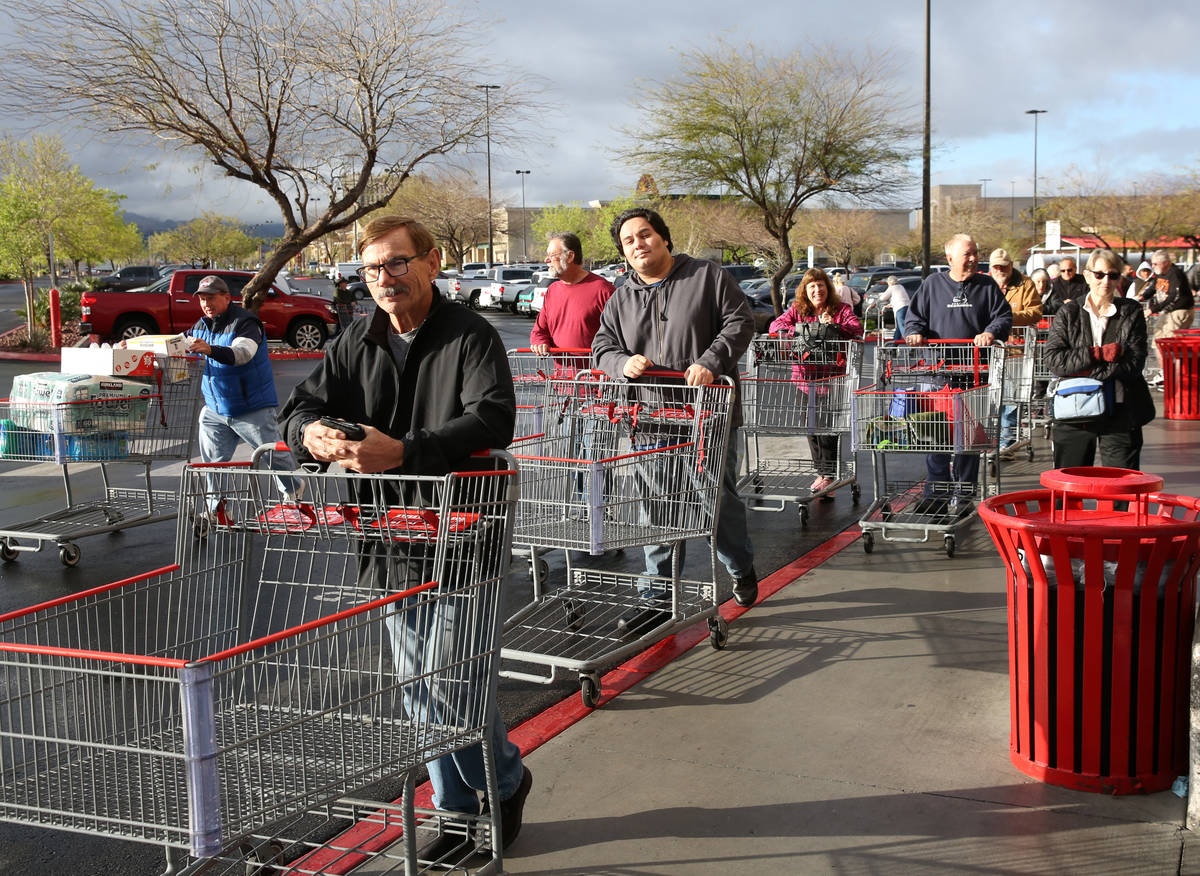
[
  {"xmin": 615, "ymin": 599, "xmax": 671, "ymax": 637},
  {"xmin": 732, "ymin": 567, "xmax": 759, "ymax": 607},
  {"xmin": 498, "ymin": 766, "xmax": 533, "ymax": 850}
]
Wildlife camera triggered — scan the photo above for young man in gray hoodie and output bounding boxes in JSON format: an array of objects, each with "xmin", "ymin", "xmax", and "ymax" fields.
[{"xmin": 592, "ymin": 208, "xmax": 758, "ymax": 635}]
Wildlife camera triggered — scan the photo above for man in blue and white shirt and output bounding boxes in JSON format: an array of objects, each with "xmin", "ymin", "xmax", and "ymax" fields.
[{"xmin": 186, "ymin": 274, "xmax": 300, "ymax": 511}]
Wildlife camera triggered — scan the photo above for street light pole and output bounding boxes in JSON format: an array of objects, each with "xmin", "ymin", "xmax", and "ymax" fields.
[
  {"xmin": 515, "ymin": 170, "xmax": 531, "ymax": 261},
  {"xmin": 921, "ymin": 0, "xmax": 931, "ymax": 277},
  {"xmin": 476, "ymin": 84, "xmax": 501, "ymax": 266},
  {"xmin": 979, "ymin": 178, "xmax": 991, "ymax": 200},
  {"xmin": 1010, "ymin": 178, "xmax": 1016, "ymax": 237},
  {"xmin": 1026, "ymin": 109, "xmax": 1047, "ymax": 244}
]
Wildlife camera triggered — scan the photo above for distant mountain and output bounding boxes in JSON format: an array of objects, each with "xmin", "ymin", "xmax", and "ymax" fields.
[{"xmin": 121, "ymin": 212, "xmax": 286, "ymax": 240}]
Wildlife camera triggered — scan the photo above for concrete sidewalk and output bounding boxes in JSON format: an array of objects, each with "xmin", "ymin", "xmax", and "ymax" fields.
[{"xmin": 502, "ymin": 416, "xmax": 1200, "ymax": 874}]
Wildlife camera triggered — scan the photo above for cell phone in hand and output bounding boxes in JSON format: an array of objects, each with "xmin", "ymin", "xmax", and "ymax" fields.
[{"xmin": 318, "ymin": 416, "xmax": 366, "ymax": 441}]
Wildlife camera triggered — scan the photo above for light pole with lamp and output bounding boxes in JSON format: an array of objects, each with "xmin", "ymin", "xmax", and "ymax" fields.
[
  {"xmin": 1026, "ymin": 109, "xmax": 1047, "ymax": 243},
  {"xmin": 514, "ymin": 170, "xmax": 531, "ymax": 261},
  {"xmin": 476, "ymin": 84, "xmax": 501, "ymax": 266},
  {"xmin": 979, "ymin": 177, "xmax": 991, "ymax": 200},
  {"xmin": 1010, "ymin": 178, "xmax": 1016, "ymax": 237}
]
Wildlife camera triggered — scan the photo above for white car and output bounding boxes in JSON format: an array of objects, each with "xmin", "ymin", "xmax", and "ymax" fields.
[{"xmin": 478, "ymin": 278, "xmax": 533, "ymax": 312}]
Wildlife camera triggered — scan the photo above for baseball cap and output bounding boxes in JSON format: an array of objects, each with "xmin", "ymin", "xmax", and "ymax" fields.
[
  {"xmin": 196, "ymin": 275, "xmax": 230, "ymax": 295},
  {"xmin": 988, "ymin": 248, "xmax": 1013, "ymax": 267}
]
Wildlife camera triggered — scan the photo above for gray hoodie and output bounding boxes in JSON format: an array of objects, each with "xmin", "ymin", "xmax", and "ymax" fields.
[{"xmin": 592, "ymin": 253, "xmax": 754, "ymax": 424}]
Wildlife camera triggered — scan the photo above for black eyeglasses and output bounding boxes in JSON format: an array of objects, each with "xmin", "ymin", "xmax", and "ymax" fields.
[
  {"xmin": 1059, "ymin": 267, "xmax": 1075, "ymax": 274},
  {"xmin": 358, "ymin": 250, "xmax": 432, "ymax": 283},
  {"xmin": 1090, "ymin": 269, "xmax": 1121, "ymax": 281}
]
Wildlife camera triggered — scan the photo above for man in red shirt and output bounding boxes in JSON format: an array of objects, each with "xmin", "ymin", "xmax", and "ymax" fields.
[{"xmin": 530, "ymin": 232, "xmax": 614, "ymax": 353}]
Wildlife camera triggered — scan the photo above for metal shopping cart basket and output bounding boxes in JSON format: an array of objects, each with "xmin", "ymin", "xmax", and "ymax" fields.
[
  {"xmin": 852, "ymin": 341, "xmax": 1004, "ymax": 557},
  {"xmin": 737, "ymin": 334, "xmax": 865, "ymax": 524},
  {"xmin": 1030, "ymin": 317, "xmax": 1056, "ymax": 437},
  {"xmin": 0, "ymin": 448, "xmax": 518, "ymax": 875},
  {"xmin": 987, "ymin": 325, "xmax": 1037, "ymax": 471},
  {"xmin": 507, "ymin": 347, "xmax": 592, "ymax": 443},
  {"xmin": 503, "ymin": 371, "xmax": 734, "ymax": 708},
  {"xmin": 0, "ymin": 355, "xmax": 203, "ymax": 566}
]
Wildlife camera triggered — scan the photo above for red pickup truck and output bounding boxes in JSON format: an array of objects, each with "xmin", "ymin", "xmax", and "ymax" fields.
[{"xmin": 80, "ymin": 269, "xmax": 340, "ymax": 350}]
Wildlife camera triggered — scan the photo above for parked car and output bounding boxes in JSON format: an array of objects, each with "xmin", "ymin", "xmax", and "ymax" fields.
[
  {"xmin": 744, "ymin": 287, "xmax": 778, "ymax": 334},
  {"xmin": 740, "ymin": 277, "xmax": 770, "ymax": 294},
  {"xmin": 722, "ymin": 263, "xmax": 765, "ymax": 284},
  {"xmin": 453, "ymin": 265, "xmax": 537, "ymax": 310},
  {"xmin": 80, "ymin": 269, "xmax": 339, "ymax": 350},
  {"xmin": 94, "ymin": 265, "xmax": 161, "ymax": 291}
]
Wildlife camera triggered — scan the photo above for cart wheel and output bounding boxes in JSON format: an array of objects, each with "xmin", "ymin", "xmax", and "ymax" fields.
[
  {"xmin": 242, "ymin": 839, "xmax": 285, "ymax": 876},
  {"xmin": 850, "ymin": 482, "xmax": 862, "ymax": 503},
  {"xmin": 988, "ymin": 459, "xmax": 997, "ymax": 478},
  {"xmin": 563, "ymin": 598, "xmax": 584, "ymax": 632},
  {"xmin": 798, "ymin": 504, "xmax": 810, "ymax": 527},
  {"xmin": 530, "ymin": 556, "xmax": 549, "ymax": 582},
  {"xmin": 193, "ymin": 515, "xmax": 210, "ymax": 540},
  {"xmin": 59, "ymin": 544, "xmax": 81, "ymax": 567},
  {"xmin": 862, "ymin": 532, "xmax": 874, "ymax": 554},
  {"xmin": 579, "ymin": 674, "xmax": 601, "ymax": 709},
  {"xmin": 708, "ymin": 615, "xmax": 729, "ymax": 650},
  {"xmin": 1027, "ymin": 444, "xmax": 1035, "ymax": 461},
  {"xmin": 0, "ymin": 541, "xmax": 16, "ymax": 563},
  {"xmin": 944, "ymin": 535, "xmax": 956, "ymax": 558}
]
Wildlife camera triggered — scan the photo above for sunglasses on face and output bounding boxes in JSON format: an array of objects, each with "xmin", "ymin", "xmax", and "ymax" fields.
[{"xmin": 1090, "ymin": 270, "xmax": 1121, "ymax": 281}]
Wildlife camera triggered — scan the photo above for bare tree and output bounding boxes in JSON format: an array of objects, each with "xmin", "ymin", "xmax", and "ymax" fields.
[
  {"xmin": 383, "ymin": 171, "xmax": 494, "ymax": 270},
  {"xmin": 3, "ymin": 0, "xmax": 533, "ymax": 309},
  {"xmin": 659, "ymin": 198, "xmax": 775, "ymax": 264},
  {"xmin": 620, "ymin": 41, "xmax": 915, "ymax": 313},
  {"xmin": 796, "ymin": 205, "xmax": 886, "ymax": 270}
]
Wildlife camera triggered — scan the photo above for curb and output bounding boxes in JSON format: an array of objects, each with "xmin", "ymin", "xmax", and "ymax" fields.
[{"xmin": 292, "ymin": 525, "xmax": 864, "ymax": 874}]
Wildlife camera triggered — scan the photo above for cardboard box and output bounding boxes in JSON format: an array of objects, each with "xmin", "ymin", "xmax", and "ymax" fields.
[
  {"xmin": 9, "ymin": 372, "xmax": 153, "ymax": 433},
  {"xmin": 123, "ymin": 335, "xmax": 191, "ymax": 382},
  {"xmin": 61, "ymin": 345, "xmax": 158, "ymax": 379}
]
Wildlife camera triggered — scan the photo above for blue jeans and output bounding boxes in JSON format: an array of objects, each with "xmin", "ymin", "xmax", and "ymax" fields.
[
  {"xmin": 641, "ymin": 425, "xmax": 754, "ymax": 597},
  {"xmin": 892, "ymin": 306, "xmax": 908, "ymax": 342},
  {"xmin": 999, "ymin": 404, "xmax": 1018, "ymax": 445},
  {"xmin": 384, "ymin": 586, "xmax": 524, "ymax": 815},
  {"xmin": 197, "ymin": 404, "xmax": 299, "ymax": 508}
]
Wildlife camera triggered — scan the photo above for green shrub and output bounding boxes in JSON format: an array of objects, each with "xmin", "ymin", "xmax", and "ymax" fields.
[{"xmin": 16, "ymin": 288, "xmax": 83, "ymax": 329}]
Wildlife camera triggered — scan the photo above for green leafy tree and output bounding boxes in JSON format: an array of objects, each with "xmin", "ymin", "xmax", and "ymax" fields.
[
  {"xmin": 56, "ymin": 187, "xmax": 143, "ymax": 274},
  {"xmin": 620, "ymin": 41, "xmax": 915, "ymax": 313},
  {"xmin": 531, "ymin": 198, "xmax": 637, "ymax": 266},
  {"xmin": 148, "ymin": 213, "xmax": 259, "ymax": 266},
  {"xmin": 0, "ymin": 179, "xmax": 45, "ymax": 335}
]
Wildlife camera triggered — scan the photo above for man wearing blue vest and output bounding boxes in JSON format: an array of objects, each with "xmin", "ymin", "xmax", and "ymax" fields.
[{"xmin": 186, "ymin": 274, "xmax": 300, "ymax": 512}]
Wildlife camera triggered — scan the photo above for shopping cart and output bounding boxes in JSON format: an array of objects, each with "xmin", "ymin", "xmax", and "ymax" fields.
[
  {"xmin": 737, "ymin": 334, "xmax": 865, "ymax": 524},
  {"xmin": 852, "ymin": 341, "xmax": 1005, "ymax": 557},
  {"xmin": 507, "ymin": 347, "xmax": 592, "ymax": 443},
  {"xmin": 987, "ymin": 326, "xmax": 1037, "ymax": 472},
  {"xmin": 503, "ymin": 371, "xmax": 734, "ymax": 708},
  {"xmin": 0, "ymin": 355, "xmax": 204, "ymax": 566},
  {"xmin": 0, "ymin": 447, "xmax": 519, "ymax": 875},
  {"xmin": 1029, "ymin": 317, "xmax": 1056, "ymax": 437}
]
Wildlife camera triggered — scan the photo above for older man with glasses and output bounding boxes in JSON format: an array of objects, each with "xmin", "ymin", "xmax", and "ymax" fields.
[
  {"xmin": 1044, "ymin": 256, "xmax": 1089, "ymax": 315},
  {"xmin": 1137, "ymin": 249, "xmax": 1195, "ymax": 385}
]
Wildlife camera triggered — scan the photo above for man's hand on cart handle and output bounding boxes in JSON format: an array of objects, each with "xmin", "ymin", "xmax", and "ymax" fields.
[
  {"xmin": 623, "ymin": 354, "xmax": 653, "ymax": 379},
  {"xmin": 684, "ymin": 363, "xmax": 715, "ymax": 386},
  {"xmin": 973, "ymin": 331, "xmax": 995, "ymax": 347},
  {"xmin": 905, "ymin": 333, "xmax": 925, "ymax": 346},
  {"xmin": 302, "ymin": 421, "xmax": 406, "ymax": 473},
  {"xmin": 531, "ymin": 343, "xmax": 549, "ymax": 355}
]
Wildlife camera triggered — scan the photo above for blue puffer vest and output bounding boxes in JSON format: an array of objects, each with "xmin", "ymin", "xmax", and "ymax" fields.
[{"xmin": 191, "ymin": 304, "xmax": 278, "ymax": 417}]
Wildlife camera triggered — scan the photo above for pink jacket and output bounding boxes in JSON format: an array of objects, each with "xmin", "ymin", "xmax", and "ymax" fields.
[{"xmin": 767, "ymin": 303, "xmax": 862, "ymax": 388}]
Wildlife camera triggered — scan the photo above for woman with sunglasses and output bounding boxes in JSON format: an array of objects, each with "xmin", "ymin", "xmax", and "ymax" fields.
[{"xmin": 1044, "ymin": 249, "xmax": 1155, "ymax": 469}]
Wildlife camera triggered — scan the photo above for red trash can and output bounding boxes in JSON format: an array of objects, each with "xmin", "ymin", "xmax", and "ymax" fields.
[
  {"xmin": 1157, "ymin": 336, "xmax": 1200, "ymax": 420},
  {"xmin": 979, "ymin": 467, "xmax": 1200, "ymax": 794}
]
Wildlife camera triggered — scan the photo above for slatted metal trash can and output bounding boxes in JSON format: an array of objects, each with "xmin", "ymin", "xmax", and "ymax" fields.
[
  {"xmin": 1156, "ymin": 335, "xmax": 1200, "ymax": 420},
  {"xmin": 979, "ymin": 467, "xmax": 1200, "ymax": 794}
]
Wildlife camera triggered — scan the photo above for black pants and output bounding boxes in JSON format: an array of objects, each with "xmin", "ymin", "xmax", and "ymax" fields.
[
  {"xmin": 808, "ymin": 434, "xmax": 840, "ymax": 477},
  {"xmin": 1052, "ymin": 420, "xmax": 1143, "ymax": 469}
]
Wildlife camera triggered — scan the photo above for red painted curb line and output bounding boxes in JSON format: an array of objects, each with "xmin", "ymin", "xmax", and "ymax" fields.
[{"xmin": 293, "ymin": 525, "xmax": 863, "ymax": 874}]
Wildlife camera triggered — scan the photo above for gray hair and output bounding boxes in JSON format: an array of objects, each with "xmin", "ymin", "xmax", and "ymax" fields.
[
  {"xmin": 886, "ymin": 275, "xmax": 899, "ymax": 285},
  {"xmin": 1151, "ymin": 249, "xmax": 1171, "ymax": 264},
  {"xmin": 547, "ymin": 231, "xmax": 583, "ymax": 265},
  {"xmin": 944, "ymin": 232, "xmax": 975, "ymax": 254},
  {"xmin": 1030, "ymin": 268, "xmax": 1049, "ymax": 283}
]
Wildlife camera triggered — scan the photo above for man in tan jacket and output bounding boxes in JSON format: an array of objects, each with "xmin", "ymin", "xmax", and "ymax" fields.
[
  {"xmin": 989, "ymin": 248, "xmax": 1042, "ymax": 327},
  {"xmin": 989, "ymin": 248, "xmax": 1042, "ymax": 454}
]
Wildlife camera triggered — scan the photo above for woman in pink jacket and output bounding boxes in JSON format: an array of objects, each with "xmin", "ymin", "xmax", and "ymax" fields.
[{"xmin": 768, "ymin": 268, "xmax": 863, "ymax": 496}]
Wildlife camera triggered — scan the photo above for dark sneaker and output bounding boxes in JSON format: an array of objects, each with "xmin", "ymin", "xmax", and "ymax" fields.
[
  {"xmin": 732, "ymin": 567, "xmax": 759, "ymax": 607},
  {"xmin": 498, "ymin": 767, "xmax": 533, "ymax": 850},
  {"xmin": 615, "ymin": 598, "xmax": 671, "ymax": 637}
]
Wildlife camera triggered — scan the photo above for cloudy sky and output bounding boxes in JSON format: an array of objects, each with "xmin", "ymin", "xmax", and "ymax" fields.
[{"xmin": 8, "ymin": 0, "xmax": 1200, "ymax": 223}]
